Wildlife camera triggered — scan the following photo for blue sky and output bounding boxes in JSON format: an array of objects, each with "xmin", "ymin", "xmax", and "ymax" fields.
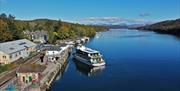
[{"xmin": 0, "ymin": 0, "xmax": 179, "ymax": 23}]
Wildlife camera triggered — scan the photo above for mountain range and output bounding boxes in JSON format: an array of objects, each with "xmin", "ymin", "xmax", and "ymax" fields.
[{"xmin": 79, "ymin": 17, "xmax": 153, "ymax": 29}]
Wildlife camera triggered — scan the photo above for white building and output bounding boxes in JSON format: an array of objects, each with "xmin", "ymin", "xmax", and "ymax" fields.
[
  {"xmin": 0, "ymin": 39, "xmax": 36, "ymax": 64},
  {"xmin": 44, "ymin": 46, "xmax": 61, "ymax": 62},
  {"xmin": 44, "ymin": 45, "xmax": 70, "ymax": 62}
]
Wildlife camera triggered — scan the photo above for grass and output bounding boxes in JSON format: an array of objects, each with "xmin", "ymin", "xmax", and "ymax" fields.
[{"xmin": 0, "ymin": 64, "xmax": 16, "ymax": 74}]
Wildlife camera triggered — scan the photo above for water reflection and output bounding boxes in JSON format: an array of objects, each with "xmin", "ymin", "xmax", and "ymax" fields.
[
  {"xmin": 73, "ymin": 60, "xmax": 105, "ymax": 77},
  {"xmin": 55, "ymin": 62, "xmax": 69, "ymax": 81}
]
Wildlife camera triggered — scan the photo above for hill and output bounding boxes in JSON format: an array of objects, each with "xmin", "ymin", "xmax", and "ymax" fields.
[
  {"xmin": 0, "ymin": 13, "xmax": 108, "ymax": 43},
  {"xmin": 137, "ymin": 19, "xmax": 180, "ymax": 36}
]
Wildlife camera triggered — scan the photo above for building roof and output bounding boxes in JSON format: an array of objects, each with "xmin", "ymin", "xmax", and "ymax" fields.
[
  {"xmin": 0, "ymin": 39, "xmax": 36, "ymax": 54},
  {"xmin": 18, "ymin": 64, "xmax": 46, "ymax": 73}
]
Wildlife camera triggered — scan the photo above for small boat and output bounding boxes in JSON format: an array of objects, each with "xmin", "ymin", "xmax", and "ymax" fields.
[{"xmin": 74, "ymin": 45, "xmax": 105, "ymax": 67}]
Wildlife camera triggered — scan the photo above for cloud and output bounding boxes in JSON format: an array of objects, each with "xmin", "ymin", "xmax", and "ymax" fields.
[
  {"xmin": 78, "ymin": 17, "xmax": 153, "ymax": 25},
  {"xmin": 139, "ymin": 13, "xmax": 151, "ymax": 17}
]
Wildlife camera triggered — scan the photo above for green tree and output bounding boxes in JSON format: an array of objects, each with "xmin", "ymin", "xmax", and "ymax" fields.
[
  {"xmin": 0, "ymin": 13, "xmax": 7, "ymax": 19},
  {"xmin": 0, "ymin": 19, "xmax": 13, "ymax": 42},
  {"xmin": 8, "ymin": 14, "xmax": 15, "ymax": 20}
]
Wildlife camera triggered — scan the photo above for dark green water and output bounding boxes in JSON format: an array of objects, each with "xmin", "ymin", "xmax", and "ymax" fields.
[{"xmin": 51, "ymin": 29, "xmax": 180, "ymax": 91}]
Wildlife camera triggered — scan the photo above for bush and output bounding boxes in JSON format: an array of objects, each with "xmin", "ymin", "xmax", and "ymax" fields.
[{"xmin": 0, "ymin": 64, "xmax": 13, "ymax": 74}]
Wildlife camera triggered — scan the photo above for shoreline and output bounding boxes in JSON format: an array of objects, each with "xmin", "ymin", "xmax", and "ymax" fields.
[
  {"xmin": 40, "ymin": 46, "xmax": 72, "ymax": 91},
  {"xmin": 47, "ymin": 61, "xmax": 69, "ymax": 91}
]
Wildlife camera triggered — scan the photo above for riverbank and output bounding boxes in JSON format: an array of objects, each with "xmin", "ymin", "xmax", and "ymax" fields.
[
  {"xmin": 136, "ymin": 29, "xmax": 180, "ymax": 37},
  {"xmin": 39, "ymin": 37, "xmax": 90, "ymax": 90},
  {"xmin": 39, "ymin": 46, "xmax": 71, "ymax": 91},
  {"xmin": 136, "ymin": 18, "xmax": 180, "ymax": 37}
]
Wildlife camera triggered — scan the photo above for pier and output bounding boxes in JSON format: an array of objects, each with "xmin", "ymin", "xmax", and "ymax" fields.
[{"xmin": 40, "ymin": 45, "xmax": 71, "ymax": 90}]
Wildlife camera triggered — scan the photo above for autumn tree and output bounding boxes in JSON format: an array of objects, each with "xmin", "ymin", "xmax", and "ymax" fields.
[{"xmin": 0, "ymin": 19, "xmax": 13, "ymax": 42}]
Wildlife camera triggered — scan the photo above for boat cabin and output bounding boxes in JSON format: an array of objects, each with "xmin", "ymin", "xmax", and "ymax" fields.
[{"xmin": 76, "ymin": 46, "xmax": 102, "ymax": 63}]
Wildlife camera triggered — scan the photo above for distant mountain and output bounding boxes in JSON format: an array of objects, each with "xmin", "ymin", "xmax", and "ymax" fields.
[
  {"xmin": 137, "ymin": 18, "xmax": 180, "ymax": 36},
  {"xmin": 79, "ymin": 17, "xmax": 153, "ymax": 29},
  {"xmin": 99, "ymin": 23, "xmax": 147, "ymax": 29}
]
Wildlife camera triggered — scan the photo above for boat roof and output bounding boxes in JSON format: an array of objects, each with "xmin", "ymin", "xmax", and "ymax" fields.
[{"xmin": 77, "ymin": 46, "xmax": 100, "ymax": 54}]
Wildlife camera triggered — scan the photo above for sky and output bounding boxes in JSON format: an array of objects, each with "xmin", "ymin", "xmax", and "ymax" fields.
[{"xmin": 0, "ymin": 0, "xmax": 180, "ymax": 24}]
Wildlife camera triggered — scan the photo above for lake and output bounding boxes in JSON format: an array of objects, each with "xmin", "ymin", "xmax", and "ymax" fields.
[{"xmin": 50, "ymin": 29, "xmax": 180, "ymax": 91}]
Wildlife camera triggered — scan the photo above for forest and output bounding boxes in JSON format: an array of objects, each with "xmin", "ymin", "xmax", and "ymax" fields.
[
  {"xmin": 137, "ymin": 18, "xmax": 180, "ymax": 36},
  {"xmin": 0, "ymin": 13, "xmax": 108, "ymax": 43}
]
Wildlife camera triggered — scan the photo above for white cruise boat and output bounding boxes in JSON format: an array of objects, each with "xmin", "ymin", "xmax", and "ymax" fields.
[{"xmin": 74, "ymin": 46, "xmax": 105, "ymax": 67}]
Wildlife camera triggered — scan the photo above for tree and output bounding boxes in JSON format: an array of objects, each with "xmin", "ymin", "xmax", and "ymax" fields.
[
  {"xmin": 0, "ymin": 13, "xmax": 7, "ymax": 19},
  {"xmin": 0, "ymin": 13, "xmax": 107, "ymax": 42},
  {"xmin": 48, "ymin": 31, "xmax": 57, "ymax": 44},
  {"xmin": 54, "ymin": 19, "xmax": 62, "ymax": 32},
  {"xmin": 8, "ymin": 14, "xmax": 15, "ymax": 20},
  {"xmin": 0, "ymin": 20, "xmax": 13, "ymax": 42}
]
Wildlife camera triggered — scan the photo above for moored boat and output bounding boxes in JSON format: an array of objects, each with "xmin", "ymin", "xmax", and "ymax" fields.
[{"xmin": 74, "ymin": 46, "xmax": 105, "ymax": 67}]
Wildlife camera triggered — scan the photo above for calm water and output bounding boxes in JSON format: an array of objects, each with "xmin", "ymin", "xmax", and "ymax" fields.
[{"xmin": 51, "ymin": 29, "xmax": 180, "ymax": 91}]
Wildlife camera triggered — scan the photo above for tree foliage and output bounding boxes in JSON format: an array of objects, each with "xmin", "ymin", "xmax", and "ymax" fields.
[
  {"xmin": 0, "ymin": 18, "xmax": 13, "ymax": 42},
  {"xmin": 137, "ymin": 18, "xmax": 180, "ymax": 36},
  {"xmin": 0, "ymin": 13, "xmax": 108, "ymax": 43},
  {"xmin": 0, "ymin": 13, "xmax": 28, "ymax": 42}
]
